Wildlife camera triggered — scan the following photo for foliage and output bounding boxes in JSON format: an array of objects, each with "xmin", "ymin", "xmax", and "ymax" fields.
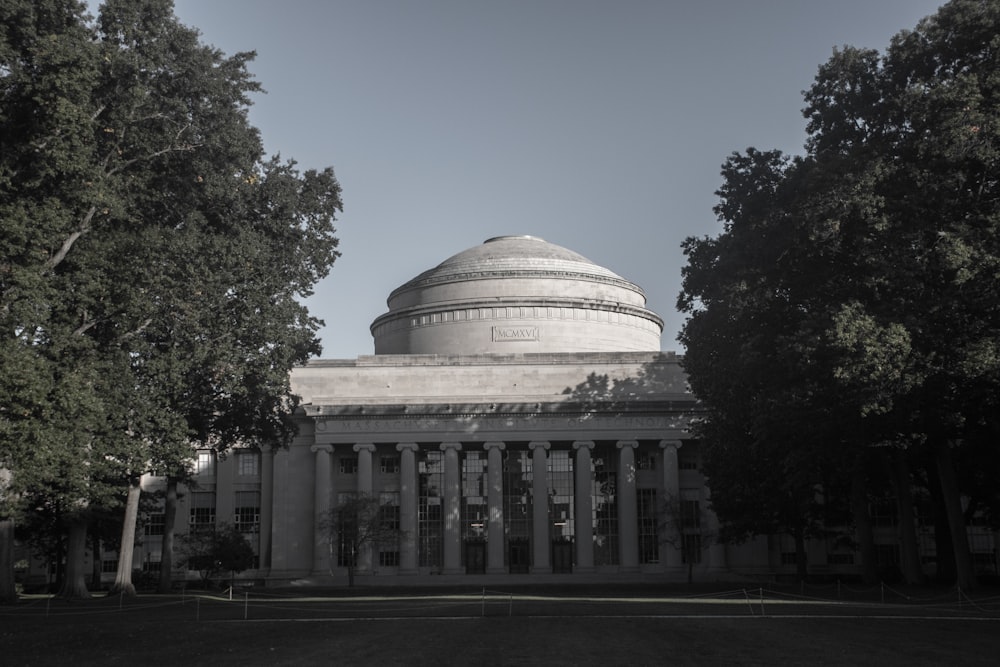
[
  {"xmin": 0, "ymin": 0, "xmax": 341, "ymax": 599},
  {"xmin": 657, "ymin": 493, "xmax": 718, "ymax": 583},
  {"xmin": 322, "ymin": 494, "xmax": 403, "ymax": 586},
  {"xmin": 678, "ymin": 0, "xmax": 1000, "ymax": 588},
  {"xmin": 179, "ymin": 523, "xmax": 255, "ymax": 585}
]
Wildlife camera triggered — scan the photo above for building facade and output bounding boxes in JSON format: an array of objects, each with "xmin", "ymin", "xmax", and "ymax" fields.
[{"xmin": 268, "ymin": 235, "xmax": 725, "ymax": 582}]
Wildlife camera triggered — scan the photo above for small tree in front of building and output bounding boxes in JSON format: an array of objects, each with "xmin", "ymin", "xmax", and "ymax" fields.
[
  {"xmin": 658, "ymin": 493, "xmax": 718, "ymax": 583},
  {"xmin": 322, "ymin": 494, "xmax": 402, "ymax": 587},
  {"xmin": 179, "ymin": 523, "xmax": 255, "ymax": 590}
]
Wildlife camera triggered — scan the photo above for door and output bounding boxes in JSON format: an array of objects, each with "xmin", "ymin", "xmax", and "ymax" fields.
[
  {"xmin": 509, "ymin": 539, "xmax": 529, "ymax": 573},
  {"xmin": 466, "ymin": 541, "xmax": 486, "ymax": 574},
  {"xmin": 552, "ymin": 541, "xmax": 573, "ymax": 573}
]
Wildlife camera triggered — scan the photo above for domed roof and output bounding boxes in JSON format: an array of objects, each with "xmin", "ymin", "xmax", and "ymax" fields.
[
  {"xmin": 371, "ymin": 236, "xmax": 663, "ymax": 355},
  {"xmin": 402, "ymin": 235, "xmax": 623, "ymax": 287}
]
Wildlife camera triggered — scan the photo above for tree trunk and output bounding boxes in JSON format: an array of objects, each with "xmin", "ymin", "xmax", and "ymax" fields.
[
  {"xmin": 109, "ymin": 480, "xmax": 141, "ymax": 596},
  {"xmin": 850, "ymin": 455, "xmax": 878, "ymax": 584},
  {"xmin": 158, "ymin": 477, "xmax": 178, "ymax": 593},
  {"xmin": 890, "ymin": 450, "xmax": 924, "ymax": 585},
  {"xmin": 923, "ymin": 460, "xmax": 955, "ymax": 583},
  {"xmin": 935, "ymin": 443, "xmax": 975, "ymax": 591},
  {"xmin": 57, "ymin": 515, "xmax": 91, "ymax": 599},
  {"xmin": 793, "ymin": 527, "xmax": 808, "ymax": 582},
  {"xmin": 0, "ymin": 518, "xmax": 16, "ymax": 603},
  {"xmin": 90, "ymin": 533, "xmax": 102, "ymax": 590},
  {"xmin": 52, "ymin": 521, "xmax": 65, "ymax": 593}
]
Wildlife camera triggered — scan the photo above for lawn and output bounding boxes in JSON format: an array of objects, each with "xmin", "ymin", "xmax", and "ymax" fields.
[{"xmin": 2, "ymin": 584, "xmax": 999, "ymax": 666}]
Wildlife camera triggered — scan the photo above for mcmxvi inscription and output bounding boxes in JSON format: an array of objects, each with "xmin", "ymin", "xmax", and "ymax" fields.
[{"xmin": 493, "ymin": 326, "xmax": 539, "ymax": 342}]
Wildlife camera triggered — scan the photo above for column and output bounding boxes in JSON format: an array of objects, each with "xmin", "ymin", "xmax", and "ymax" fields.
[
  {"xmin": 659, "ymin": 441, "xmax": 684, "ymax": 569},
  {"xmin": 259, "ymin": 445, "xmax": 275, "ymax": 572},
  {"xmin": 311, "ymin": 444, "xmax": 333, "ymax": 574},
  {"xmin": 484, "ymin": 441, "xmax": 506, "ymax": 574},
  {"xmin": 353, "ymin": 443, "xmax": 375, "ymax": 572},
  {"xmin": 441, "ymin": 442, "xmax": 463, "ymax": 574},
  {"xmin": 617, "ymin": 440, "xmax": 639, "ymax": 573},
  {"xmin": 573, "ymin": 441, "xmax": 595, "ymax": 573},
  {"xmin": 529, "ymin": 441, "xmax": 551, "ymax": 574},
  {"xmin": 396, "ymin": 443, "xmax": 419, "ymax": 575}
]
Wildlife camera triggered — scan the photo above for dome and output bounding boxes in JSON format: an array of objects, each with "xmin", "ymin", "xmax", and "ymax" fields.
[{"xmin": 370, "ymin": 236, "xmax": 663, "ymax": 355}]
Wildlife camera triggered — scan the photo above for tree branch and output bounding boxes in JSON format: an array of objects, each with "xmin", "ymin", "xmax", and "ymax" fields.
[{"xmin": 45, "ymin": 206, "xmax": 97, "ymax": 272}]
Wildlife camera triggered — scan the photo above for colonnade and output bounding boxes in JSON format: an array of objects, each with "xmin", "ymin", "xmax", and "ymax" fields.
[{"xmin": 309, "ymin": 438, "xmax": 710, "ymax": 575}]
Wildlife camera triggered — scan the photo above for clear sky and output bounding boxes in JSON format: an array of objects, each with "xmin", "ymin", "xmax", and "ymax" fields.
[{"xmin": 161, "ymin": 0, "xmax": 944, "ymax": 359}]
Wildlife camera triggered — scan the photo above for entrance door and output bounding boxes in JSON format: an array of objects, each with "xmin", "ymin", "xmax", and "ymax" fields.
[
  {"xmin": 509, "ymin": 539, "xmax": 529, "ymax": 573},
  {"xmin": 552, "ymin": 541, "xmax": 573, "ymax": 573},
  {"xmin": 465, "ymin": 541, "xmax": 486, "ymax": 574}
]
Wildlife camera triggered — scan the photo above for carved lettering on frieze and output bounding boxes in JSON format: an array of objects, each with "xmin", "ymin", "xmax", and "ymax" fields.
[
  {"xmin": 315, "ymin": 414, "xmax": 686, "ymax": 434},
  {"xmin": 492, "ymin": 326, "xmax": 539, "ymax": 342}
]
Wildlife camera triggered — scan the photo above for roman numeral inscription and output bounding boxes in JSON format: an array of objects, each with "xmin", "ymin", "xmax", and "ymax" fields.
[{"xmin": 493, "ymin": 326, "xmax": 540, "ymax": 342}]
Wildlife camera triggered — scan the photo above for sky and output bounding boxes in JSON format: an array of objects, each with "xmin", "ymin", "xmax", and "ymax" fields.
[{"xmin": 157, "ymin": 0, "xmax": 945, "ymax": 359}]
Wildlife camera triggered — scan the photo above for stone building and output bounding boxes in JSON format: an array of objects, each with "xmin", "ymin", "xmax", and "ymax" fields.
[{"xmin": 270, "ymin": 235, "xmax": 720, "ymax": 582}]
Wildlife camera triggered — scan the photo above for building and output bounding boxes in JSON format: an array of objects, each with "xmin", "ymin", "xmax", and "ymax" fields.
[
  {"xmin": 180, "ymin": 235, "xmax": 730, "ymax": 584},
  {"xmin": 46, "ymin": 235, "xmax": 997, "ymax": 586},
  {"xmin": 269, "ymin": 235, "xmax": 720, "ymax": 582}
]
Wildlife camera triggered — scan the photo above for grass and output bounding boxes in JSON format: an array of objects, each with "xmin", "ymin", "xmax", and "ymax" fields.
[{"xmin": 2, "ymin": 583, "xmax": 1000, "ymax": 666}]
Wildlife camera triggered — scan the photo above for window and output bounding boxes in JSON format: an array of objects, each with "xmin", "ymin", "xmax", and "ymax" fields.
[
  {"xmin": 870, "ymin": 497, "xmax": 898, "ymax": 528},
  {"xmin": 781, "ymin": 551, "xmax": 798, "ymax": 566},
  {"xmin": 238, "ymin": 451, "xmax": 260, "ymax": 477},
  {"xmin": 679, "ymin": 450, "xmax": 699, "ymax": 470},
  {"xmin": 380, "ymin": 456, "xmax": 400, "ymax": 474},
  {"xmin": 379, "ymin": 550, "xmax": 400, "ymax": 567},
  {"xmin": 189, "ymin": 492, "xmax": 216, "ymax": 531},
  {"xmin": 340, "ymin": 458, "xmax": 358, "ymax": 474},
  {"xmin": 462, "ymin": 452, "xmax": 489, "ymax": 544},
  {"xmin": 379, "ymin": 492, "xmax": 400, "ymax": 531},
  {"xmin": 593, "ymin": 451, "xmax": 618, "ymax": 566},
  {"xmin": 876, "ymin": 543, "xmax": 900, "ymax": 567},
  {"xmin": 336, "ymin": 492, "xmax": 358, "ymax": 568},
  {"xmin": 144, "ymin": 512, "xmax": 166, "ymax": 536},
  {"xmin": 637, "ymin": 451, "xmax": 656, "ymax": 471},
  {"xmin": 141, "ymin": 560, "xmax": 161, "ymax": 574},
  {"xmin": 234, "ymin": 491, "xmax": 261, "ymax": 532},
  {"xmin": 101, "ymin": 559, "xmax": 118, "ymax": 574},
  {"xmin": 972, "ymin": 552, "xmax": 997, "ymax": 571},
  {"xmin": 681, "ymin": 499, "xmax": 701, "ymax": 530},
  {"xmin": 682, "ymin": 534, "xmax": 703, "ymax": 564},
  {"xmin": 502, "ymin": 449, "xmax": 532, "ymax": 564},
  {"xmin": 418, "ymin": 451, "xmax": 444, "ymax": 568},
  {"xmin": 637, "ymin": 489, "xmax": 658, "ymax": 564},
  {"xmin": 548, "ymin": 450, "xmax": 574, "ymax": 544},
  {"xmin": 828, "ymin": 553, "xmax": 855, "ymax": 565},
  {"xmin": 195, "ymin": 450, "xmax": 215, "ymax": 476}
]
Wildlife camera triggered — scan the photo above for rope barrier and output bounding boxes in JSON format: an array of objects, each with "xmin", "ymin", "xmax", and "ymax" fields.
[{"xmin": 4, "ymin": 582, "xmax": 999, "ymax": 620}]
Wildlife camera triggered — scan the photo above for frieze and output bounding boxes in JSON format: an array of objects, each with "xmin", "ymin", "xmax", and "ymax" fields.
[{"xmin": 315, "ymin": 414, "xmax": 688, "ymax": 434}]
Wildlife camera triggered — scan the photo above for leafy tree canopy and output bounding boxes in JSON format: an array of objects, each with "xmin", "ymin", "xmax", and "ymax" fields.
[
  {"xmin": 0, "ymin": 0, "xmax": 342, "ymax": 587},
  {"xmin": 678, "ymin": 0, "xmax": 1000, "ymax": 580}
]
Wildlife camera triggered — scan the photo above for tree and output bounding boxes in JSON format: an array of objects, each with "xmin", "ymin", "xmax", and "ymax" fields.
[
  {"xmin": 1, "ymin": 0, "xmax": 342, "ymax": 600},
  {"xmin": 679, "ymin": 148, "xmax": 873, "ymax": 580},
  {"xmin": 179, "ymin": 523, "xmax": 255, "ymax": 589},
  {"xmin": 679, "ymin": 0, "xmax": 1000, "ymax": 591},
  {"xmin": 322, "ymin": 494, "xmax": 403, "ymax": 587},
  {"xmin": 657, "ymin": 493, "xmax": 718, "ymax": 583}
]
